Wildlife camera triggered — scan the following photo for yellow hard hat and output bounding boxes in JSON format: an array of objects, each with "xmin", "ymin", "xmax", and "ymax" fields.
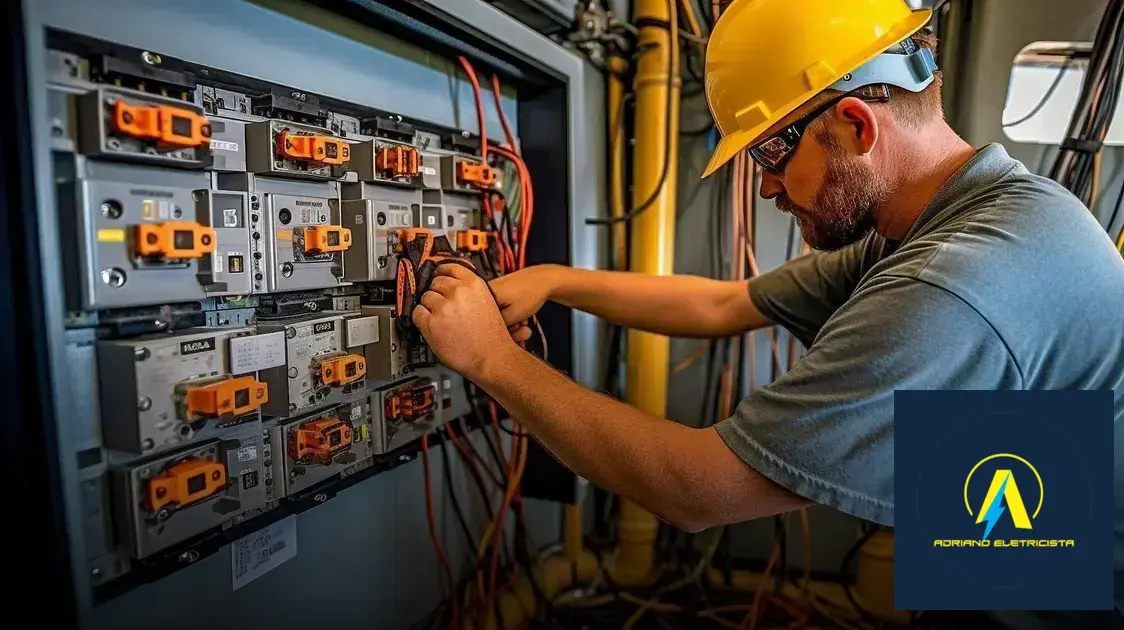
[{"xmin": 701, "ymin": 0, "xmax": 933, "ymax": 178}]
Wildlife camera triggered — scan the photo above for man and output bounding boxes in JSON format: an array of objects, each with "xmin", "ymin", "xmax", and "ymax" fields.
[{"xmin": 413, "ymin": 0, "xmax": 1124, "ymax": 625}]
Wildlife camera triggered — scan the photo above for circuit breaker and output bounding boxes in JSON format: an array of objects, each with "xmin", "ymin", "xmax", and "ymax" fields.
[
  {"xmin": 217, "ymin": 173, "xmax": 349, "ymax": 293},
  {"xmin": 255, "ymin": 313, "xmax": 372, "ymax": 419},
  {"xmin": 245, "ymin": 119, "xmax": 352, "ymax": 180},
  {"xmin": 267, "ymin": 398, "xmax": 374, "ymax": 496},
  {"xmin": 370, "ymin": 372, "xmax": 442, "ymax": 454},
  {"xmin": 77, "ymin": 86, "xmax": 212, "ymax": 169},
  {"xmin": 340, "ymin": 182, "xmax": 420, "ymax": 283},
  {"xmin": 97, "ymin": 328, "xmax": 268, "ymax": 455},
  {"xmin": 60, "ymin": 158, "xmax": 253, "ymax": 310},
  {"xmin": 112, "ymin": 423, "xmax": 269, "ymax": 559},
  {"xmin": 360, "ymin": 304, "xmax": 434, "ymax": 382}
]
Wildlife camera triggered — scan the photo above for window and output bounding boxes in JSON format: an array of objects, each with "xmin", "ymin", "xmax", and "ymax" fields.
[{"xmin": 1002, "ymin": 41, "xmax": 1124, "ymax": 145}]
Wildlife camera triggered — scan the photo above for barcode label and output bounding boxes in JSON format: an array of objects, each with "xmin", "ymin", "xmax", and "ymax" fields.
[{"xmin": 231, "ymin": 515, "xmax": 297, "ymax": 590}]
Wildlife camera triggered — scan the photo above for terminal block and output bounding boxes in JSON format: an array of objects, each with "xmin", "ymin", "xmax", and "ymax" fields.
[
  {"xmin": 300, "ymin": 225, "xmax": 352, "ymax": 255},
  {"xmin": 61, "ymin": 159, "xmax": 251, "ymax": 310},
  {"xmin": 371, "ymin": 374, "xmax": 444, "ymax": 454},
  {"xmin": 351, "ymin": 140, "xmax": 422, "ymax": 185},
  {"xmin": 183, "ymin": 375, "xmax": 269, "ymax": 421},
  {"xmin": 456, "ymin": 161, "xmax": 496, "ymax": 188},
  {"xmin": 441, "ymin": 155, "xmax": 498, "ymax": 192},
  {"xmin": 316, "ymin": 353, "xmax": 367, "ymax": 387},
  {"xmin": 289, "ymin": 416, "xmax": 353, "ymax": 466},
  {"xmin": 378, "ymin": 145, "xmax": 420, "ymax": 179},
  {"xmin": 133, "ymin": 221, "xmax": 216, "ymax": 260},
  {"xmin": 269, "ymin": 400, "xmax": 373, "ymax": 496},
  {"xmin": 78, "ymin": 86, "xmax": 212, "ymax": 168},
  {"xmin": 97, "ymin": 328, "xmax": 264, "ymax": 455},
  {"xmin": 114, "ymin": 426, "xmax": 268, "ymax": 558},
  {"xmin": 245, "ymin": 119, "xmax": 350, "ymax": 180},
  {"xmin": 257, "ymin": 314, "xmax": 369, "ymax": 419}
]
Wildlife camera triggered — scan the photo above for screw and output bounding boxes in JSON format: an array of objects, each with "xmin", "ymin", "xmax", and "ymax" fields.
[
  {"xmin": 91, "ymin": 568, "xmax": 101, "ymax": 577},
  {"xmin": 101, "ymin": 200, "xmax": 123, "ymax": 219},
  {"xmin": 173, "ymin": 207, "xmax": 183, "ymax": 218},
  {"xmin": 107, "ymin": 138, "xmax": 121, "ymax": 151},
  {"xmin": 377, "ymin": 257, "xmax": 387, "ymax": 269},
  {"xmin": 461, "ymin": 130, "xmax": 471, "ymax": 138},
  {"xmin": 138, "ymin": 397, "xmax": 152, "ymax": 411},
  {"xmin": 134, "ymin": 347, "xmax": 150, "ymax": 361},
  {"xmin": 275, "ymin": 160, "xmax": 284, "ymax": 169},
  {"xmin": 139, "ymin": 467, "xmax": 152, "ymax": 479},
  {"xmin": 177, "ymin": 550, "xmax": 200, "ymax": 563},
  {"xmin": 399, "ymin": 454, "xmax": 410, "ymax": 463},
  {"xmin": 141, "ymin": 51, "xmax": 161, "ymax": 65}
]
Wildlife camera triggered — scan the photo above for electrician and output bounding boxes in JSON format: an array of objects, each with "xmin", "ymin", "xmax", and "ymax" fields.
[{"xmin": 413, "ymin": 0, "xmax": 1124, "ymax": 624}]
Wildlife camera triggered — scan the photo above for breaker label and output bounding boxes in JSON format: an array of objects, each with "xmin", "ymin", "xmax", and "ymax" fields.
[
  {"xmin": 422, "ymin": 166, "xmax": 437, "ymax": 176},
  {"xmin": 236, "ymin": 445, "xmax": 258, "ymax": 462},
  {"xmin": 312, "ymin": 321, "xmax": 336, "ymax": 334},
  {"xmin": 210, "ymin": 139, "xmax": 240, "ymax": 152},
  {"xmin": 180, "ymin": 337, "xmax": 216, "ymax": 355},
  {"xmin": 223, "ymin": 208, "xmax": 239, "ymax": 227},
  {"xmin": 232, "ymin": 515, "xmax": 297, "ymax": 590}
]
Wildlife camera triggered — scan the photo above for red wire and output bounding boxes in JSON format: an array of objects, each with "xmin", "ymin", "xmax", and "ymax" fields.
[
  {"xmin": 457, "ymin": 56, "xmax": 488, "ymax": 160},
  {"xmin": 421, "ymin": 434, "xmax": 459, "ymax": 630},
  {"xmin": 490, "ymin": 74, "xmax": 519, "ymax": 156}
]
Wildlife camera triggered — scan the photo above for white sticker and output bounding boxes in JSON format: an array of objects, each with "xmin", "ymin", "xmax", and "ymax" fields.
[
  {"xmin": 422, "ymin": 166, "xmax": 437, "ymax": 176},
  {"xmin": 346, "ymin": 316, "xmax": 379, "ymax": 347},
  {"xmin": 214, "ymin": 254, "xmax": 224, "ymax": 274},
  {"xmin": 350, "ymin": 405, "xmax": 362, "ymax": 421},
  {"xmin": 230, "ymin": 332, "xmax": 287, "ymax": 373},
  {"xmin": 236, "ymin": 445, "xmax": 257, "ymax": 462},
  {"xmin": 223, "ymin": 208, "xmax": 239, "ymax": 227},
  {"xmin": 425, "ymin": 215, "xmax": 437, "ymax": 227},
  {"xmin": 211, "ymin": 139, "xmax": 240, "ymax": 152},
  {"xmin": 232, "ymin": 515, "xmax": 297, "ymax": 590},
  {"xmin": 354, "ymin": 214, "xmax": 364, "ymax": 225}
]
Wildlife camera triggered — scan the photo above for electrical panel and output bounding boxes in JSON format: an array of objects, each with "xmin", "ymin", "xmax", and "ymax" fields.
[{"xmin": 46, "ymin": 28, "xmax": 512, "ymax": 595}]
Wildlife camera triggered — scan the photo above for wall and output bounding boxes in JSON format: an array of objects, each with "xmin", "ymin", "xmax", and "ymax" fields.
[
  {"xmin": 25, "ymin": 0, "xmax": 572, "ymax": 627},
  {"xmin": 668, "ymin": 0, "xmax": 1118, "ymax": 576}
]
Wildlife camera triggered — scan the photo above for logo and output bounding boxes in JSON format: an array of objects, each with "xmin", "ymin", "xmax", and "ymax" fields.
[
  {"xmin": 932, "ymin": 453, "xmax": 1073, "ymax": 549},
  {"xmin": 180, "ymin": 337, "xmax": 216, "ymax": 355},
  {"xmin": 894, "ymin": 390, "xmax": 1112, "ymax": 611}
]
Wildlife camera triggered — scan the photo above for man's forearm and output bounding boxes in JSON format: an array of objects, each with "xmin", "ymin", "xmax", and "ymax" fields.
[
  {"xmin": 548, "ymin": 267, "xmax": 771, "ymax": 338},
  {"xmin": 472, "ymin": 344, "xmax": 803, "ymax": 531}
]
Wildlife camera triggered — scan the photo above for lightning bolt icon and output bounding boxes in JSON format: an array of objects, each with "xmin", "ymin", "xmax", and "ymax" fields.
[{"xmin": 980, "ymin": 473, "xmax": 1010, "ymax": 541}]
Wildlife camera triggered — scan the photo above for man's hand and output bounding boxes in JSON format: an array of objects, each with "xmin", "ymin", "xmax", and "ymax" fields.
[
  {"xmin": 413, "ymin": 264, "xmax": 518, "ymax": 379},
  {"xmin": 489, "ymin": 264, "xmax": 560, "ymax": 343}
]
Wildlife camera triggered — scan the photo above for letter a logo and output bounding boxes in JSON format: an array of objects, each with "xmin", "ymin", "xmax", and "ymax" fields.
[{"xmin": 975, "ymin": 470, "xmax": 1033, "ymax": 540}]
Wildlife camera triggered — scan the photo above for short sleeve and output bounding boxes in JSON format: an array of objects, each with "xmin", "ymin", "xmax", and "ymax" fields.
[
  {"xmin": 716, "ymin": 275, "xmax": 1024, "ymax": 525},
  {"xmin": 748, "ymin": 235, "xmax": 881, "ymax": 347}
]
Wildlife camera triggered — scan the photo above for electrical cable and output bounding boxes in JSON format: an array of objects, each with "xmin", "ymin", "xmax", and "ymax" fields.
[
  {"xmin": 840, "ymin": 525, "xmax": 879, "ymax": 625},
  {"xmin": 438, "ymin": 428, "xmax": 479, "ymax": 555},
  {"xmin": 421, "ymin": 433, "xmax": 459, "ymax": 629},
  {"xmin": 587, "ymin": 0, "xmax": 678, "ymax": 226},
  {"xmin": 1001, "ymin": 57, "xmax": 1073, "ymax": 127}
]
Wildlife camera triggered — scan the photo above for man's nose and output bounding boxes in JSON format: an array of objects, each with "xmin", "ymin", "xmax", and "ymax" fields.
[{"xmin": 759, "ymin": 168, "xmax": 784, "ymax": 200}]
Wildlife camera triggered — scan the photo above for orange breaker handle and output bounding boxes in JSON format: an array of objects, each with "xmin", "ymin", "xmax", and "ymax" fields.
[
  {"xmin": 146, "ymin": 458, "xmax": 226, "ymax": 513},
  {"xmin": 113, "ymin": 101, "xmax": 211, "ymax": 148},
  {"xmin": 278, "ymin": 130, "xmax": 351, "ymax": 166},
  {"xmin": 457, "ymin": 229, "xmax": 488, "ymax": 252},
  {"xmin": 303, "ymin": 225, "xmax": 352, "ymax": 254},
  {"xmin": 185, "ymin": 376, "xmax": 268, "ymax": 420},
  {"xmin": 376, "ymin": 145, "xmax": 420, "ymax": 178},
  {"xmin": 456, "ymin": 161, "xmax": 496, "ymax": 188},
  {"xmin": 134, "ymin": 222, "xmax": 217, "ymax": 259},
  {"xmin": 318, "ymin": 353, "xmax": 367, "ymax": 387},
  {"xmin": 290, "ymin": 417, "xmax": 354, "ymax": 462}
]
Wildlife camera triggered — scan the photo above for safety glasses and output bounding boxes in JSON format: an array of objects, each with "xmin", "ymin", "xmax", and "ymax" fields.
[{"xmin": 748, "ymin": 89, "xmax": 890, "ymax": 174}]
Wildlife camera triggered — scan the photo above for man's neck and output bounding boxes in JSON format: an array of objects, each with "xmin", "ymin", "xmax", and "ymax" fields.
[{"xmin": 875, "ymin": 124, "xmax": 977, "ymax": 240}]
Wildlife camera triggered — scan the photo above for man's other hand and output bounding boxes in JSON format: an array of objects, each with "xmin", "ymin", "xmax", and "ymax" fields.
[
  {"xmin": 489, "ymin": 265, "xmax": 558, "ymax": 342},
  {"xmin": 413, "ymin": 263, "xmax": 517, "ymax": 378}
]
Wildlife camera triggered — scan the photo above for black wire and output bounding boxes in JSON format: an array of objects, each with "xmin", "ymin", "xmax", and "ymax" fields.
[
  {"xmin": 587, "ymin": 17, "xmax": 676, "ymax": 226},
  {"xmin": 840, "ymin": 524, "xmax": 880, "ymax": 623},
  {"xmin": 438, "ymin": 428, "xmax": 478, "ymax": 554},
  {"xmin": 1003, "ymin": 58, "xmax": 1074, "ymax": 127},
  {"xmin": 773, "ymin": 515, "xmax": 787, "ymax": 594},
  {"xmin": 1106, "ymin": 171, "xmax": 1124, "ymax": 238}
]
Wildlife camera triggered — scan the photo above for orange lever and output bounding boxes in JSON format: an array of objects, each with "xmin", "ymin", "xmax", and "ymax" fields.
[
  {"xmin": 146, "ymin": 458, "xmax": 226, "ymax": 513},
  {"xmin": 278, "ymin": 130, "xmax": 351, "ymax": 166},
  {"xmin": 456, "ymin": 161, "xmax": 496, "ymax": 188},
  {"xmin": 303, "ymin": 226, "xmax": 352, "ymax": 254},
  {"xmin": 457, "ymin": 229, "xmax": 488, "ymax": 252},
  {"xmin": 113, "ymin": 101, "xmax": 211, "ymax": 148},
  {"xmin": 185, "ymin": 376, "xmax": 268, "ymax": 420},
  {"xmin": 386, "ymin": 383, "xmax": 436, "ymax": 421},
  {"xmin": 290, "ymin": 417, "xmax": 354, "ymax": 465},
  {"xmin": 318, "ymin": 353, "xmax": 367, "ymax": 387},
  {"xmin": 134, "ymin": 222, "xmax": 216, "ymax": 259}
]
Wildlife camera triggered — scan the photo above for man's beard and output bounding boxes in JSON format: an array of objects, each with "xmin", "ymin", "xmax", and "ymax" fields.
[{"xmin": 775, "ymin": 151, "xmax": 885, "ymax": 251}]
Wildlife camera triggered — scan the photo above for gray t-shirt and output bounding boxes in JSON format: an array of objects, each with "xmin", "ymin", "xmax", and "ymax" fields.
[{"xmin": 715, "ymin": 143, "xmax": 1124, "ymax": 625}]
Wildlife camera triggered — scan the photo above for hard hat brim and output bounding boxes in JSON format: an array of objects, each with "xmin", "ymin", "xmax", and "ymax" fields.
[{"xmin": 700, "ymin": 8, "xmax": 933, "ymax": 179}]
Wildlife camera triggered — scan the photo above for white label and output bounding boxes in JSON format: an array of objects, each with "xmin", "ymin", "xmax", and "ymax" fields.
[
  {"xmin": 232, "ymin": 515, "xmax": 297, "ymax": 590},
  {"xmin": 214, "ymin": 254, "xmax": 224, "ymax": 274},
  {"xmin": 230, "ymin": 332, "xmax": 287, "ymax": 373},
  {"xmin": 346, "ymin": 316, "xmax": 379, "ymax": 347},
  {"xmin": 425, "ymin": 215, "xmax": 437, "ymax": 227},
  {"xmin": 236, "ymin": 446, "xmax": 257, "ymax": 462},
  {"xmin": 422, "ymin": 166, "xmax": 437, "ymax": 176},
  {"xmin": 350, "ymin": 405, "xmax": 362, "ymax": 421},
  {"xmin": 223, "ymin": 208, "xmax": 239, "ymax": 227},
  {"xmin": 443, "ymin": 379, "xmax": 452, "ymax": 390},
  {"xmin": 210, "ymin": 139, "xmax": 240, "ymax": 152},
  {"xmin": 354, "ymin": 214, "xmax": 364, "ymax": 225}
]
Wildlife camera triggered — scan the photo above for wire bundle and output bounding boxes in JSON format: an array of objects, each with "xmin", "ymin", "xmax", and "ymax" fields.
[{"xmin": 1048, "ymin": 0, "xmax": 1124, "ymax": 209}]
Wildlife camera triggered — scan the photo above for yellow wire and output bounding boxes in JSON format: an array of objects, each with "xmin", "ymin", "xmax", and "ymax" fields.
[
  {"xmin": 678, "ymin": 0, "xmax": 705, "ymax": 49},
  {"xmin": 1116, "ymin": 226, "xmax": 1124, "ymax": 252}
]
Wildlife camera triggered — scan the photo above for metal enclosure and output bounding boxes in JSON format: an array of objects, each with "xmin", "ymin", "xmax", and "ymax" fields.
[{"xmin": 15, "ymin": 0, "xmax": 606, "ymax": 627}]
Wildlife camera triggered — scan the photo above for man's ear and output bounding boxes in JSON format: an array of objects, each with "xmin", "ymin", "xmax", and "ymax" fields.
[{"xmin": 833, "ymin": 97, "xmax": 879, "ymax": 155}]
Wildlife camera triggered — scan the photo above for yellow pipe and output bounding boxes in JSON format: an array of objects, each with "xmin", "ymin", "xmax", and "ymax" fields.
[
  {"xmin": 609, "ymin": 54, "xmax": 629, "ymax": 270},
  {"xmin": 611, "ymin": 0, "xmax": 680, "ymax": 587}
]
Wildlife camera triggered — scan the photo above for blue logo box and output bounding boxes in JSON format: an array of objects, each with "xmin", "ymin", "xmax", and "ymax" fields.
[{"xmin": 894, "ymin": 390, "xmax": 1113, "ymax": 611}]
